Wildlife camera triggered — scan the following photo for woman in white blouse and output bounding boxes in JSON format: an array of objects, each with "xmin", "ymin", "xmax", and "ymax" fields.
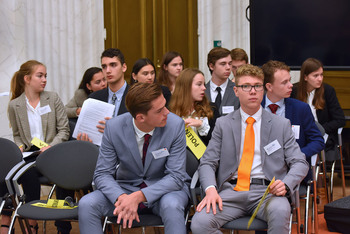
[
  {"xmin": 170, "ymin": 68, "xmax": 219, "ymax": 145},
  {"xmin": 3, "ymin": 60, "xmax": 69, "ymax": 234}
]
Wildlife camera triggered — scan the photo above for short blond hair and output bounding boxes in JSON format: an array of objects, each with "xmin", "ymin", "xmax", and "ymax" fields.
[{"xmin": 235, "ymin": 64, "xmax": 264, "ymax": 85}]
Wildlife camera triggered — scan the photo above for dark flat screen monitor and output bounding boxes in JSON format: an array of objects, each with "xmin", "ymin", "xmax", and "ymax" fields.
[{"xmin": 250, "ymin": 0, "xmax": 350, "ymax": 70}]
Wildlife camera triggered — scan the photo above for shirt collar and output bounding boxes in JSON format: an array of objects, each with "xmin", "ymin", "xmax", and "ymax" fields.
[
  {"xmin": 210, "ymin": 79, "xmax": 228, "ymax": 92},
  {"xmin": 265, "ymin": 94, "xmax": 285, "ymax": 108},
  {"xmin": 108, "ymin": 81, "xmax": 127, "ymax": 100},
  {"xmin": 132, "ymin": 118, "xmax": 154, "ymax": 139},
  {"xmin": 240, "ymin": 106, "xmax": 262, "ymax": 123}
]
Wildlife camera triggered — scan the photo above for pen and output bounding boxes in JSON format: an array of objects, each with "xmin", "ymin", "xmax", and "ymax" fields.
[{"xmin": 19, "ymin": 144, "xmax": 23, "ymax": 149}]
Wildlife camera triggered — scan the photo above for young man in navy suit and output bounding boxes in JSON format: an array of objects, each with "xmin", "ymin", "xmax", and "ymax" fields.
[
  {"xmin": 79, "ymin": 83, "xmax": 190, "ymax": 234},
  {"xmin": 89, "ymin": 48, "xmax": 129, "ymax": 132},
  {"xmin": 261, "ymin": 60, "xmax": 324, "ymax": 176}
]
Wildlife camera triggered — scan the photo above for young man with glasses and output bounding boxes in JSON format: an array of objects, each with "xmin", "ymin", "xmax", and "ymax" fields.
[{"xmin": 191, "ymin": 64, "xmax": 308, "ymax": 234}]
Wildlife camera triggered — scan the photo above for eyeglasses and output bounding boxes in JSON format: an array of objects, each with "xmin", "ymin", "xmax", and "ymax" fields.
[{"xmin": 236, "ymin": 84, "xmax": 264, "ymax": 92}]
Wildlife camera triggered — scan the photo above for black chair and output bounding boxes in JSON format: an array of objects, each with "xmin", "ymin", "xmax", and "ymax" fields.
[
  {"xmin": 298, "ymin": 154, "xmax": 319, "ymax": 234},
  {"xmin": 326, "ymin": 127, "xmax": 346, "ymax": 201},
  {"xmin": 0, "ymin": 138, "xmax": 26, "ymax": 232},
  {"xmin": 9, "ymin": 140, "xmax": 99, "ymax": 234},
  {"xmin": 103, "ymin": 149, "xmax": 199, "ymax": 234}
]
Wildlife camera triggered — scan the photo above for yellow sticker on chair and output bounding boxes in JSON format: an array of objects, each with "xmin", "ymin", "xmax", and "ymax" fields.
[
  {"xmin": 185, "ymin": 127, "xmax": 206, "ymax": 159},
  {"xmin": 247, "ymin": 177, "xmax": 276, "ymax": 229},
  {"xmin": 31, "ymin": 137, "xmax": 48, "ymax": 149},
  {"xmin": 31, "ymin": 199, "xmax": 77, "ymax": 209}
]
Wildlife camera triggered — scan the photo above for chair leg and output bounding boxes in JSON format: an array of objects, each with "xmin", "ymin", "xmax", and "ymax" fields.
[
  {"xmin": 320, "ymin": 151, "xmax": 329, "ymax": 204},
  {"xmin": 296, "ymin": 206, "xmax": 301, "ymax": 234},
  {"xmin": 312, "ymin": 181, "xmax": 319, "ymax": 234},
  {"xmin": 339, "ymin": 145, "xmax": 346, "ymax": 198},
  {"xmin": 305, "ymin": 185, "xmax": 310, "ymax": 234},
  {"xmin": 330, "ymin": 161, "xmax": 336, "ymax": 202}
]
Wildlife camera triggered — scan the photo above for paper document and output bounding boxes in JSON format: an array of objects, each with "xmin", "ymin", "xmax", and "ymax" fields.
[{"xmin": 73, "ymin": 98, "xmax": 115, "ymax": 146}]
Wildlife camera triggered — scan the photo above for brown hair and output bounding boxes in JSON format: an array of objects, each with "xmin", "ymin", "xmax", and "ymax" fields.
[
  {"xmin": 235, "ymin": 64, "xmax": 264, "ymax": 85},
  {"xmin": 230, "ymin": 48, "xmax": 248, "ymax": 63},
  {"xmin": 170, "ymin": 68, "xmax": 213, "ymax": 119},
  {"xmin": 297, "ymin": 58, "xmax": 325, "ymax": 109},
  {"xmin": 157, "ymin": 51, "xmax": 183, "ymax": 90},
  {"xmin": 10, "ymin": 60, "xmax": 45, "ymax": 100},
  {"xmin": 261, "ymin": 60, "xmax": 290, "ymax": 88},
  {"xmin": 125, "ymin": 82, "xmax": 163, "ymax": 118},
  {"xmin": 207, "ymin": 47, "xmax": 231, "ymax": 74}
]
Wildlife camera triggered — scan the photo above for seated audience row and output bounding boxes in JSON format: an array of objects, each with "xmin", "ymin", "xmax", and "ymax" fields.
[{"xmin": 3, "ymin": 46, "xmax": 345, "ymax": 234}]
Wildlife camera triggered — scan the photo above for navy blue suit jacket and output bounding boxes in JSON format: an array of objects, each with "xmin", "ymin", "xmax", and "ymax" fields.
[
  {"xmin": 88, "ymin": 85, "xmax": 129, "ymax": 116},
  {"xmin": 262, "ymin": 97, "xmax": 324, "ymax": 160}
]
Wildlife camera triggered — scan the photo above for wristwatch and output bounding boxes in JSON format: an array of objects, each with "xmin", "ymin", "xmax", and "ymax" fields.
[{"xmin": 285, "ymin": 184, "xmax": 291, "ymax": 196}]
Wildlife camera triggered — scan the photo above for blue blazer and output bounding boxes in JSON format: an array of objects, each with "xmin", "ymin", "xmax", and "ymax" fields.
[
  {"xmin": 262, "ymin": 97, "xmax": 324, "ymax": 160},
  {"xmin": 93, "ymin": 112, "xmax": 190, "ymax": 206},
  {"xmin": 88, "ymin": 85, "xmax": 129, "ymax": 116}
]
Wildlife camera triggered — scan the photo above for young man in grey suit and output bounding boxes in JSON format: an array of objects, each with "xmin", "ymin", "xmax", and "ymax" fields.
[
  {"xmin": 191, "ymin": 64, "xmax": 309, "ymax": 234},
  {"xmin": 79, "ymin": 83, "xmax": 190, "ymax": 234},
  {"xmin": 205, "ymin": 47, "xmax": 240, "ymax": 116}
]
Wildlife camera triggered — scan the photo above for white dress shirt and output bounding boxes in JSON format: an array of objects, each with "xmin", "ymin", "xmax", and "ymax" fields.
[
  {"xmin": 233, "ymin": 107, "xmax": 266, "ymax": 179},
  {"xmin": 209, "ymin": 79, "xmax": 228, "ymax": 103},
  {"xmin": 307, "ymin": 90, "xmax": 318, "ymax": 121},
  {"xmin": 25, "ymin": 96, "xmax": 44, "ymax": 142},
  {"xmin": 132, "ymin": 119, "xmax": 154, "ymax": 158},
  {"xmin": 264, "ymin": 94, "xmax": 286, "ymax": 117}
]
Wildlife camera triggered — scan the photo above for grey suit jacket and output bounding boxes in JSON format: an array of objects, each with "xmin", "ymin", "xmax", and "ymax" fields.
[
  {"xmin": 8, "ymin": 91, "xmax": 70, "ymax": 151},
  {"xmin": 65, "ymin": 89, "xmax": 88, "ymax": 118},
  {"xmin": 199, "ymin": 108, "xmax": 309, "ymax": 195},
  {"xmin": 205, "ymin": 79, "xmax": 240, "ymax": 116},
  {"xmin": 93, "ymin": 112, "xmax": 190, "ymax": 206}
]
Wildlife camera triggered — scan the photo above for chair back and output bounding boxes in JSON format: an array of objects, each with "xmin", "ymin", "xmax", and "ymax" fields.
[
  {"xmin": 0, "ymin": 138, "xmax": 23, "ymax": 183},
  {"xmin": 315, "ymin": 121, "xmax": 325, "ymax": 136},
  {"xmin": 36, "ymin": 141, "xmax": 99, "ymax": 190},
  {"xmin": 186, "ymin": 149, "xmax": 199, "ymax": 178}
]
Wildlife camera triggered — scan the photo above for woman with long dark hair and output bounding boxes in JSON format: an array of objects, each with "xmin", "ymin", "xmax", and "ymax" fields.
[{"xmin": 292, "ymin": 58, "xmax": 345, "ymax": 152}]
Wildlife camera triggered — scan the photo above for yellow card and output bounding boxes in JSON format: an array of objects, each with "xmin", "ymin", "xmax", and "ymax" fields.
[
  {"xmin": 31, "ymin": 137, "xmax": 48, "ymax": 149},
  {"xmin": 247, "ymin": 177, "xmax": 276, "ymax": 229},
  {"xmin": 31, "ymin": 199, "xmax": 77, "ymax": 209},
  {"xmin": 185, "ymin": 127, "xmax": 206, "ymax": 159}
]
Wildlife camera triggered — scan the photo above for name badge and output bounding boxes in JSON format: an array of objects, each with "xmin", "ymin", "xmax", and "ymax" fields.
[
  {"xmin": 222, "ymin": 106, "xmax": 234, "ymax": 114},
  {"xmin": 264, "ymin": 139, "xmax": 281, "ymax": 155},
  {"xmin": 38, "ymin": 105, "xmax": 51, "ymax": 116},
  {"xmin": 292, "ymin": 125, "xmax": 300, "ymax": 139},
  {"xmin": 152, "ymin": 148, "xmax": 170, "ymax": 159}
]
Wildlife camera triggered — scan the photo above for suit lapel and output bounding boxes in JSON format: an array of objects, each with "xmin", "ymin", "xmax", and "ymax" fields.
[
  {"xmin": 205, "ymin": 82, "xmax": 211, "ymax": 101},
  {"xmin": 16, "ymin": 93, "xmax": 32, "ymax": 145},
  {"xmin": 118, "ymin": 85, "xmax": 129, "ymax": 115},
  {"xmin": 260, "ymin": 110, "xmax": 272, "ymax": 166},
  {"xmin": 221, "ymin": 80, "xmax": 234, "ymax": 109},
  {"xmin": 144, "ymin": 127, "xmax": 162, "ymax": 172},
  {"xmin": 232, "ymin": 111, "xmax": 242, "ymax": 161},
  {"xmin": 124, "ymin": 118, "xmax": 143, "ymax": 171},
  {"xmin": 284, "ymin": 98, "xmax": 292, "ymax": 121},
  {"xmin": 40, "ymin": 92, "xmax": 49, "ymax": 140}
]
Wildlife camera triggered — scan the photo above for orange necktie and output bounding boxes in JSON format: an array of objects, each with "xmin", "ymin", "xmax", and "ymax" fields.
[{"xmin": 234, "ymin": 117, "xmax": 256, "ymax": 191}]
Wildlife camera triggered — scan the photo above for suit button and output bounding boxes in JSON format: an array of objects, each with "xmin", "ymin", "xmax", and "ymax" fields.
[{"xmin": 143, "ymin": 177, "xmax": 146, "ymax": 180}]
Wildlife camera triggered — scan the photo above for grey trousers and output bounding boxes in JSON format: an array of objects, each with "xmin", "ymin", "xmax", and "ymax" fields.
[
  {"xmin": 191, "ymin": 182, "xmax": 291, "ymax": 234},
  {"xmin": 78, "ymin": 189, "xmax": 189, "ymax": 234}
]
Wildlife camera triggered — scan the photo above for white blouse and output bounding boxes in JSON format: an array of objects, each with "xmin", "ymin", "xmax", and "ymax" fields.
[{"xmin": 185, "ymin": 110, "xmax": 210, "ymax": 136}]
